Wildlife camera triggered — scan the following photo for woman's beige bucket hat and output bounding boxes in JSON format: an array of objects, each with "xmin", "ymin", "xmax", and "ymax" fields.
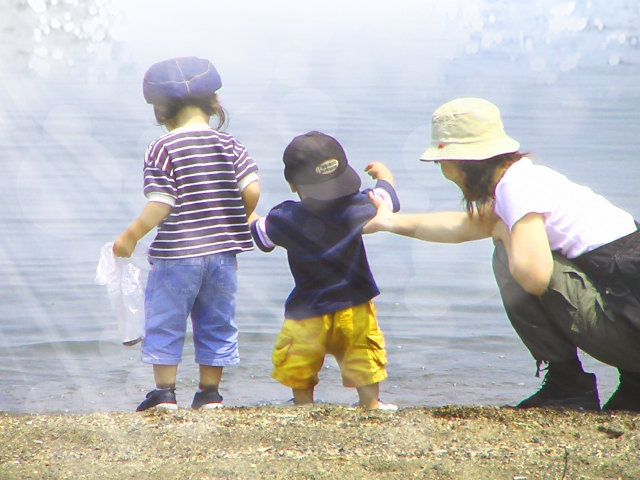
[{"xmin": 420, "ymin": 97, "xmax": 520, "ymax": 162}]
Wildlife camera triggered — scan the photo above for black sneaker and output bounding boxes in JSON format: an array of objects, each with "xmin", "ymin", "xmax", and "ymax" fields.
[
  {"xmin": 191, "ymin": 387, "xmax": 223, "ymax": 410},
  {"xmin": 517, "ymin": 372, "xmax": 600, "ymax": 411},
  {"xmin": 136, "ymin": 388, "xmax": 178, "ymax": 412},
  {"xmin": 603, "ymin": 371, "xmax": 640, "ymax": 412}
]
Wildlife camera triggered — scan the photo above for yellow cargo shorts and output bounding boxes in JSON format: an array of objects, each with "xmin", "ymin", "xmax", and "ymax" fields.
[{"xmin": 271, "ymin": 301, "xmax": 388, "ymax": 390}]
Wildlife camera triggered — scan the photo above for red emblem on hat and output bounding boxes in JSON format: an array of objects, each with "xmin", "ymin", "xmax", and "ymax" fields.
[{"xmin": 438, "ymin": 143, "xmax": 445, "ymax": 149}]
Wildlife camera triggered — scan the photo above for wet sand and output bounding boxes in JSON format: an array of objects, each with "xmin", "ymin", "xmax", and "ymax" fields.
[{"xmin": 1, "ymin": 405, "xmax": 638, "ymax": 479}]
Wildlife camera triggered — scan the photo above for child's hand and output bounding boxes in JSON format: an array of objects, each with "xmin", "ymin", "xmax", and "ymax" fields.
[
  {"xmin": 364, "ymin": 161, "xmax": 387, "ymax": 179},
  {"xmin": 247, "ymin": 211, "xmax": 261, "ymax": 224},
  {"xmin": 365, "ymin": 162, "xmax": 394, "ymax": 186},
  {"xmin": 112, "ymin": 201, "xmax": 171, "ymax": 258},
  {"xmin": 113, "ymin": 231, "xmax": 137, "ymax": 258}
]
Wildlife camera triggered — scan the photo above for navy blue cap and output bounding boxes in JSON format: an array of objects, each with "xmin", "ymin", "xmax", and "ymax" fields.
[
  {"xmin": 142, "ymin": 56, "xmax": 222, "ymax": 104},
  {"xmin": 283, "ymin": 131, "xmax": 361, "ymax": 201}
]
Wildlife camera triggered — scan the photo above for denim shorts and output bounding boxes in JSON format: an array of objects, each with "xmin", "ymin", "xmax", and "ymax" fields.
[{"xmin": 141, "ymin": 253, "xmax": 239, "ymax": 367}]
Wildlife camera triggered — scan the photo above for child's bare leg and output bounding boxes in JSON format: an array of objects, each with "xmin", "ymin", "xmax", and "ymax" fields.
[
  {"xmin": 153, "ymin": 365, "xmax": 178, "ymax": 389},
  {"xmin": 198, "ymin": 365, "xmax": 223, "ymax": 390},
  {"xmin": 292, "ymin": 387, "xmax": 314, "ymax": 405},
  {"xmin": 356, "ymin": 382, "xmax": 380, "ymax": 409}
]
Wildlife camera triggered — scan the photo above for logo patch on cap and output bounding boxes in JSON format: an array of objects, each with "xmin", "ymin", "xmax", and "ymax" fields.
[{"xmin": 315, "ymin": 159, "xmax": 339, "ymax": 175}]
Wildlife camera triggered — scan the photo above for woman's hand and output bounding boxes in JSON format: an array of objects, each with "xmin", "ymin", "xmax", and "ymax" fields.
[{"xmin": 363, "ymin": 190, "xmax": 395, "ymax": 234}]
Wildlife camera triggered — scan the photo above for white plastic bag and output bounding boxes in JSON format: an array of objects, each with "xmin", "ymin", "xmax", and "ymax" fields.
[{"xmin": 95, "ymin": 242, "xmax": 150, "ymax": 346}]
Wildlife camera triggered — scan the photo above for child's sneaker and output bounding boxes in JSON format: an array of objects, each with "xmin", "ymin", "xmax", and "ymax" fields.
[
  {"xmin": 376, "ymin": 400, "xmax": 398, "ymax": 411},
  {"xmin": 191, "ymin": 387, "xmax": 224, "ymax": 410},
  {"xmin": 136, "ymin": 388, "xmax": 178, "ymax": 412}
]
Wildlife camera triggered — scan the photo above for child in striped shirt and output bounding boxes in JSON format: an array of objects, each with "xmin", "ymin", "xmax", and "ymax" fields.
[{"xmin": 114, "ymin": 57, "xmax": 260, "ymax": 411}]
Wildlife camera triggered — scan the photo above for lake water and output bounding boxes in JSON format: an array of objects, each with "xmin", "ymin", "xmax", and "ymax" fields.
[{"xmin": 1, "ymin": 0, "xmax": 639, "ymax": 413}]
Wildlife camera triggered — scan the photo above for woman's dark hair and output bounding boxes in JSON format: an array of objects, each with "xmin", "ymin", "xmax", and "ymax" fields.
[
  {"xmin": 454, "ymin": 151, "xmax": 526, "ymax": 216},
  {"xmin": 153, "ymin": 93, "xmax": 227, "ymax": 130}
]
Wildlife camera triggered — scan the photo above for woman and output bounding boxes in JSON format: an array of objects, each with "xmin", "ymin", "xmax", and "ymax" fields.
[{"xmin": 365, "ymin": 97, "xmax": 640, "ymax": 411}]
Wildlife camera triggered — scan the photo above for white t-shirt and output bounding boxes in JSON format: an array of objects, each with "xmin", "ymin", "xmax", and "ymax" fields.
[{"xmin": 494, "ymin": 158, "xmax": 636, "ymax": 259}]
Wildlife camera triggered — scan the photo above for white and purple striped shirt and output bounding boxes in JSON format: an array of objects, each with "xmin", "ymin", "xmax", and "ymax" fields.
[{"xmin": 143, "ymin": 124, "xmax": 258, "ymax": 259}]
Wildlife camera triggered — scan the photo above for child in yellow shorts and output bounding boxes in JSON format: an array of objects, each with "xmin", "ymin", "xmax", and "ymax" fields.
[{"xmin": 250, "ymin": 131, "xmax": 399, "ymax": 409}]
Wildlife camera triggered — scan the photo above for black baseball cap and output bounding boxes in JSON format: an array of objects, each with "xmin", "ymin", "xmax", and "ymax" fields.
[{"xmin": 283, "ymin": 131, "xmax": 361, "ymax": 201}]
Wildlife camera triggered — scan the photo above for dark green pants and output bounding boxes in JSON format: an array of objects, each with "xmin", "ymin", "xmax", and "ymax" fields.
[{"xmin": 492, "ymin": 242, "xmax": 640, "ymax": 372}]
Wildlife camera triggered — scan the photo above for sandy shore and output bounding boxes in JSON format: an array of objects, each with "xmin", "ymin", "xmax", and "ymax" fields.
[{"xmin": 0, "ymin": 405, "xmax": 638, "ymax": 479}]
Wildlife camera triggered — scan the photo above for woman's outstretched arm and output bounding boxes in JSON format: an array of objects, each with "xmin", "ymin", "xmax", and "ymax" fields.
[{"xmin": 363, "ymin": 191, "xmax": 494, "ymax": 243}]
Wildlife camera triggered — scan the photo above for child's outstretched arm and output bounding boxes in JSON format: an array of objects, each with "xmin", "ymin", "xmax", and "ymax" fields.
[
  {"xmin": 113, "ymin": 202, "xmax": 172, "ymax": 258},
  {"xmin": 362, "ymin": 161, "xmax": 400, "ymax": 223},
  {"xmin": 248, "ymin": 209, "xmax": 276, "ymax": 253},
  {"xmin": 247, "ymin": 211, "xmax": 261, "ymax": 224},
  {"xmin": 364, "ymin": 161, "xmax": 394, "ymax": 187}
]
